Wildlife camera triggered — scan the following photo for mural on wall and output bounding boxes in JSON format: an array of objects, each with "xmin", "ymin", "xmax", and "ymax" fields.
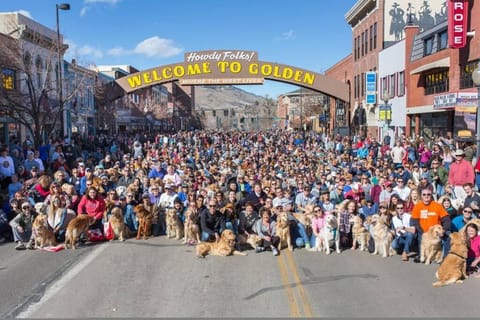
[{"xmin": 385, "ymin": 0, "xmax": 448, "ymax": 42}]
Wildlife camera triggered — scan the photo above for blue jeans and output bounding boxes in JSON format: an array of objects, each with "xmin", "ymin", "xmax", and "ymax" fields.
[
  {"xmin": 391, "ymin": 232, "xmax": 415, "ymax": 254},
  {"xmin": 290, "ymin": 222, "xmax": 309, "ymax": 247}
]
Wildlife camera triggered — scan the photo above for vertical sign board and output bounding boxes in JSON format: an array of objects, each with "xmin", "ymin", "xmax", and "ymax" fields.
[
  {"xmin": 365, "ymin": 72, "xmax": 377, "ymax": 104},
  {"xmin": 448, "ymin": 0, "xmax": 468, "ymax": 49}
]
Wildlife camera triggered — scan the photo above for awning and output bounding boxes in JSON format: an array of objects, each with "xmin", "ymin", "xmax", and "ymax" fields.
[{"xmin": 410, "ymin": 57, "xmax": 450, "ymax": 75}]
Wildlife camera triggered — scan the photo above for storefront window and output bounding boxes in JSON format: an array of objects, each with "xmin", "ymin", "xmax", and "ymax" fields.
[
  {"xmin": 460, "ymin": 60, "xmax": 479, "ymax": 89},
  {"xmin": 418, "ymin": 112, "xmax": 451, "ymax": 140},
  {"xmin": 425, "ymin": 70, "xmax": 449, "ymax": 95}
]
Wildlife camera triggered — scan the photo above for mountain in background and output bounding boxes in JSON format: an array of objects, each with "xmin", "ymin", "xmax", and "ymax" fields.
[{"xmin": 194, "ymin": 85, "xmax": 275, "ymax": 110}]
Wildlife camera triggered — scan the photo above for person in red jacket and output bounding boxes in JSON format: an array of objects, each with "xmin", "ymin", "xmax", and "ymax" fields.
[{"xmin": 77, "ymin": 186, "xmax": 106, "ymax": 233}]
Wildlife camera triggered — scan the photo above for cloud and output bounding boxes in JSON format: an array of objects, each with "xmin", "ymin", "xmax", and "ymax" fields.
[
  {"xmin": 18, "ymin": 10, "xmax": 33, "ymax": 19},
  {"xmin": 80, "ymin": 7, "xmax": 89, "ymax": 17},
  {"xmin": 65, "ymin": 39, "xmax": 103, "ymax": 59},
  {"xmin": 81, "ymin": 0, "xmax": 120, "ymax": 17},
  {"xmin": 281, "ymin": 30, "xmax": 295, "ymax": 40},
  {"xmin": 107, "ymin": 36, "xmax": 182, "ymax": 58},
  {"xmin": 84, "ymin": 0, "xmax": 121, "ymax": 4}
]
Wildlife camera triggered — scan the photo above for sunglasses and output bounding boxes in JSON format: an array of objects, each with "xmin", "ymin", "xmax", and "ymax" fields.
[
  {"xmin": 464, "ymin": 210, "xmax": 473, "ymax": 213},
  {"xmin": 422, "ymin": 193, "xmax": 432, "ymax": 196},
  {"xmin": 208, "ymin": 205, "xmax": 216, "ymax": 208},
  {"xmin": 22, "ymin": 206, "xmax": 30, "ymax": 210}
]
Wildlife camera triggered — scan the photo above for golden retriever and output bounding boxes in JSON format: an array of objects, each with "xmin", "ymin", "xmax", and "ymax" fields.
[
  {"xmin": 183, "ymin": 209, "xmax": 200, "ymax": 244},
  {"xmin": 108, "ymin": 206, "xmax": 125, "ymax": 241},
  {"xmin": 32, "ymin": 214, "xmax": 56, "ymax": 248},
  {"xmin": 166, "ymin": 208, "xmax": 184, "ymax": 240},
  {"xmin": 433, "ymin": 232, "xmax": 468, "ymax": 287},
  {"xmin": 64, "ymin": 214, "xmax": 95, "ymax": 249},
  {"xmin": 237, "ymin": 233, "xmax": 262, "ymax": 251},
  {"xmin": 351, "ymin": 215, "xmax": 369, "ymax": 251},
  {"xmin": 370, "ymin": 214, "xmax": 395, "ymax": 258},
  {"xmin": 134, "ymin": 204, "xmax": 153, "ymax": 240},
  {"xmin": 421, "ymin": 224, "xmax": 444, "ymax": 264},
  {"xmin": 275, "ymin": 211, "xmax": 293, "ymax": 251},
  {"xmin": 196, "ymin": 229, "xmax": 247, "ymax": 258}
]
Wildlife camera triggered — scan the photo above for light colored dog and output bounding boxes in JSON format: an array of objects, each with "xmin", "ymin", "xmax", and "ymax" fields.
[
  {"xmin": 370, "ymin": 214, "xmax": 395, "ymax": 258},
  {"xmin": 275, "ymin": 211, "xmax": 293, "ymax": 251},
  {"xmin": 183, "ymin": 209, "xmax": 201, "ymax": 244},
  {"xmin": 321, "ymin": 214, "xmax": 341, "ymax": 254},
  {"xmin": 433, "ymin": 232, "xmax": 468, "ymax": 287},
  {"xmin": 108, "ymin": 206, "xmax": 125, "ymax": 241},
  {"xmin": 421, "ymin": 224, "xmax": 444, "ymax": 265},
  {"xmin": 166, "ymin": 208, "xmax": 184, "ymax": 240},
  {"xmin": 195, "ymin": 229, "xmax": 247, "ymax": 258},
  {"xmin": 32, "ymin": 214, "xmax": 56, "ymax": 248},
  {"xmin": 237, "ymin": 233, "xmax": 262, "ymax": 251},
  {"xmin": 351, "ymin": 215, "xmax": 369, "ymax": 251}
]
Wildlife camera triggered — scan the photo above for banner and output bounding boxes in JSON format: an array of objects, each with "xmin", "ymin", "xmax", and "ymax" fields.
[{"xmin": 448, "ymin": 0, "xmax": 468, "ymax": 49}]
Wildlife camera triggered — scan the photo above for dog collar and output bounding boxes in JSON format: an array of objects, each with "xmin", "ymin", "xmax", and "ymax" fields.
[{"xmin": 448, "ymin": 251, "xmax": 467, "ymax": 260}]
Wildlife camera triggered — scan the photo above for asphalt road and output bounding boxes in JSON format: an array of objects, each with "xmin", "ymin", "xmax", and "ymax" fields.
[{"xmin": 0, "ymin": 236, "xmax": 478, "ymax": 318}]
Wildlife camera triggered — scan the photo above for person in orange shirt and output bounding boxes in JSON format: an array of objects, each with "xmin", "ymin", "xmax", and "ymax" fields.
[{"xmin": 411, "ymin": 188, "xmax": 451, "ymax": 262}]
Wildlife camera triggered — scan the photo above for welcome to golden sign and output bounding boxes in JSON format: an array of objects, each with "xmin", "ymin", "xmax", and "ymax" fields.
[{"xmin": 115, "ymin": 50, "xmax": 349, "ymax": 101}]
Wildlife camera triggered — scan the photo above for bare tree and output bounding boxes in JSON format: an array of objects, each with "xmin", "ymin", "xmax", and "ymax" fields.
[{"xmin": 0, "ymin": 29, "xmax": 87, "ymax": 148}]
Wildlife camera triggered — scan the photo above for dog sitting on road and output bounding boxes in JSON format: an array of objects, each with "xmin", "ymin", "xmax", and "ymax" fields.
[
  {"xmin": 108, "ymin": 206, "xmax": 126, "ymax": 241},
  {"xmin": 421, "ymin": 224, "xmax": 444, "ymax": 265},
  {"xmin": 370, "ymin": 214, "xmax": 395, "ymax": 258},
  {"xmin": 351, "ymin": 215, "xmax": 369, "ymax": 251},
  {"xmin": 183, "ymin": 208, "xmax": 200, "ymax": 245},
  {"xmin": 321, "ymin": 213, "xmax": 341, "ymax": 255},
  {"xmin": 166, "ymin": 208, "xmax": 184, "ymax": 240},
  {"xmin": 32, "ymin": 214, "xmax": 56, "ymax": 248},
  {"xmin": 134, "ymin": 204, "xmax": 153, "ymax": 240},
  {"xmin": 433, "ymin": 232, "xmax": 468, "ymax": 287},
  {"xmin": 275, "ymin": 211, "xmax": 293, "ymax": 252}
]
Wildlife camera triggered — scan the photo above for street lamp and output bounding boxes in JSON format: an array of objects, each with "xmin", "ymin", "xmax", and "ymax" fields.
[
  {"xmin": 56, "ymin": 3, "xmax": 70, "ymax": 140},
  {"xmin": 379, "ymin": 90, "xmax": 392, "ymax": 141},
  {"xmin": 472, "ymin": 65, "xmax": 480, "ymax": 158}
]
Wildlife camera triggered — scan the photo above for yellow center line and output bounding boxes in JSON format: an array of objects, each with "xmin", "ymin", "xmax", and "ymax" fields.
[
  {"xmin": 285, "ymin": 250, "xmax": 314, "ymax": 318},
  {"xmin": 277, "ymin": 252, "xmax": 301, "ymax": 317}
]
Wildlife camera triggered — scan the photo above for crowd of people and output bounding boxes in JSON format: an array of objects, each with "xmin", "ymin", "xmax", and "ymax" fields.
[{"xmin": 0, "ymin": 129, "xmax": 479, "ymax": 273}]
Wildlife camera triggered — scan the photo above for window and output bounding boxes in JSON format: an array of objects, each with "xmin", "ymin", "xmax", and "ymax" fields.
[
  {"xmin": 212, "ymin": 110, "xmax": 216, "ymax": 117},
  {"xmin": 381, "ymin": 77, "xmax": 387, "ymax": 98},
  {"xmin": 373, "ymin": 23, "xmax": 377, "ymax": 49},
  {"xmin": 361, "ymin": 72, "xmax": 365, "ymax": 97},
  {"xmin": 354, "ymin": 37, "xmax": 358, "ymax": 60},
  {"xmin": 223, "ymin": 109, "xmax": 228, "ymax": 117},
  {"xmin": 369, "ymin": 25, "xmax": 373, "ymax": 51},
  {"xmin": 424, "ymin": 36, "xmax": 434, "ymax": 56},
  {"xmin": 438, "ymin": 30, "xmax": 448, "ymax": 51},
  {"xmin": 364, "ymin": 30, "xmax": 368, "ymax": 54},
  {"xmin": 460, "ymin": 60, "xmax": 479, "ymax": 89},
  {"xmin": 425, "ymin": 70, "xmax": 449, "ymax": 95},
  {"xmin": 361, "ymin": 32, "xmax": 365, "ymax": 56},
  {"xmin": 389, "ymin": 74, "xmax": 396, "ymax": 97},
  {"xmin": 2, "ymin": 69, "xmax": 15, "ymax": 90},
  {"xmin": 397, "ymin": 71, "xmax": 405, "ymax": 96},
  {"xmin": 356, "ymin": 36, "xmax": 360, "ymax": 58}
]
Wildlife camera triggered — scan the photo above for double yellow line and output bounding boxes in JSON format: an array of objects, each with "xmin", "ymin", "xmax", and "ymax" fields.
[{"xmin": 277, "ymin": 249, "xmax": 313, "ymax": 317}]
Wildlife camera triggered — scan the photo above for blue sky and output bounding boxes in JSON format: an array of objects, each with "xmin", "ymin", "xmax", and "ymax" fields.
[{"xmin": 2, "ymin": 0, "xmax": 357, "ymax": 98}]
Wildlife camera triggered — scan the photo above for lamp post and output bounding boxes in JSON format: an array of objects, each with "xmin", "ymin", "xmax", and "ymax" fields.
[
  {"xmin": 472, "ymin": 65, "xmax": 480, "ymax": 158},
  {"xmin": 379, "ymin": 90, "xmax": 392, "ymax": 142},
  {"xmin": 56, "ymin": 3, "xmax": 70, "ymax": 140}
]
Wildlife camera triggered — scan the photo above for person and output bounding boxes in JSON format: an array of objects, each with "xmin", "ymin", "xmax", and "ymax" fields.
[
  {"xmin": 46, "ymin": 195, "xmax": 73, "ymax": 242},
  {"xmin": 294, "ymin": 184, "xmax": 318, "ymax": 210},
  {"xmin": 465, "ymin": 223, "xmax": 480, "ymax": 275},
  {"xmin": 122, "ymin": 192, "xmax": 138, "ymax": 235},
  {"xmin": 0, "ymin": 147, "xmax": 15, "ymax": 190},
  {"xmin": 451, "ymin": 205, "xmax": 476, "ymax": 232},
  {"xmin": 429, "ymin": 158, "xmax": 448, "ymax": 198},
  {"xmin": 200, "ymin": 198, "xmax": 226, "ymax": 242},
  {"xmin": 438, "ymin": 195, "xmax": 458, "ymax": 220},
  {"xmin": 448, "ymin": 149, "xmax": 474, "ymax": 202},
  {"xmin": 338, "ymin": 200, "xmax": 358, "ymax": 249},
  {"xmin": 309, "ymin": 205, "xmax": 326, "ymax": 248},
  {"xmin": 411, "ymin": 188, "xmax": 451, "ymax": 262},
  {"xmin": 462, "ymin": 183, "xmax": 480, "ymax": 210},
  {"xmin": 9, "ymin": 202, "xmax": 36, "ymax": 250},
  {"xmin": 77, "ymin": 186, "xmax": 106, "ymax": 233},
  {"xmin": 391, "ymin": 202, "xmax": 416, "ymax": 261},
  {"xmin": 254, "ymin": 208, "xmax": 280, "ymax": 256},
  {"xmin": 237, "ymin": 201, "xmax": 259, "ymax": 239}
]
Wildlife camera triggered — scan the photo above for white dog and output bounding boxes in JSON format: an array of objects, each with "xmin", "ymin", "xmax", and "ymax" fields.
[{"xmin": 320, "ymin": 214, "xmax": 341, "ymax": 254}]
